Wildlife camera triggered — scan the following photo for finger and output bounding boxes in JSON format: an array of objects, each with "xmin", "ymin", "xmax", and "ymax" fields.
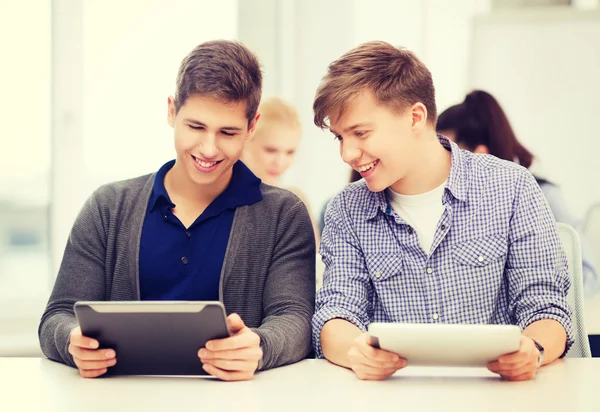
[
  {"xmin": 354, "ymin": 362, "xmax": 403, "ymax": 377},
  {"xmin": 201, "ymin": 358, "xmax": 256, "ymax": 372},
  {"xmin": 492, "ymin": 359, "xmax": 531, "ymax": 374},
  {"xmin": 504, "ymin": 370, "xmax": 537, "ymax": 381},
  {"xmin": 498, "ymin": 363, "xmax": 537, "ymax": 378},
  {"xmin": 79, "ymin": 368, "xmax": 108, "ymax": 378},
  {"xmin": 356, "ymin": 340, "xmax": 401, "ymax": 364},
  {"xmin": 69, "ymin": 332, "xmax": 100, "ymax": 350},
  {"xmin": 352, "ymin": 352, "xmax": 406, "ymax": 369},
  {"xmin": 69, "ymin": 346, "xmax": 116, "ymax": 361},
  {"xmin": 74, "ymin": 358, "xmax": 117, "ymax": 371},
  {"xmin": 202, "ymin": 364, "xmax": 254, "ymax": 382},
  {"xmin": 206, "ymin": 330, "xmax": 260, "ymax": 352},
  {"xmin": 199, "ymin": 346, "xmax": 262, "ymax": 361},
  {"xmin": 354, "ymin": 368, "xmax": 397, "ymax": 381},
  {"xmin": 226, "ymin": 313, "xmax": 245, "ymax": 334},
  {"xmin": 497, "ymin": 351, "xmax": 530, "ymax": 365}
]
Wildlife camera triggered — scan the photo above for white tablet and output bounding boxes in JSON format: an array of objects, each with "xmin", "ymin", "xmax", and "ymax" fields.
[
  {"xmin": 74, "ymin": 301, "xmax": 230, "ymax": 376},
  {"xmin": 367, "ymin": 323, "xmax": 521, "ymax": 367}
]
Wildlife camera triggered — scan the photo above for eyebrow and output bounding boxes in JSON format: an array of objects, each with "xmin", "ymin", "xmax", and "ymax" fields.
[
  {"xmin": 330, "ymin": 122, "xmax": 372, "ymax": 136},
  {"xmin": 184, "ymin": 118, "xmax": 244, "ymax": 132}
]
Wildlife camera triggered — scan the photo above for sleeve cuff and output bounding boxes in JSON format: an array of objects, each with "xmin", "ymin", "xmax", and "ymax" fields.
[{"xmin": 250, "ymin": 327, "xmax": 268, "ymax": 371}]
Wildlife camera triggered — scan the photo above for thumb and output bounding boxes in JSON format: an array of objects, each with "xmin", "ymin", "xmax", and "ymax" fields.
[{"xmin": 227, "ymin": 313, "xmax": 245, "ymax": 333}]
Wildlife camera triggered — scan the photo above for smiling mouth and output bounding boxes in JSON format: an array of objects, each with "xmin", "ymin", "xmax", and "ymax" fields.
[
  {"xmin": 355, "ymin": 159, "xmax": 379, "ymax": 173},
  {"xmin": 191, "ymin": 155, "xmax": 223, "ymax": 168}
]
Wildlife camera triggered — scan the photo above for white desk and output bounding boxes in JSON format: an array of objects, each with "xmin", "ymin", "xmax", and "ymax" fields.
[{"xmin": 1, "ymin": 358, "xmax": 599, "ymax": 412}]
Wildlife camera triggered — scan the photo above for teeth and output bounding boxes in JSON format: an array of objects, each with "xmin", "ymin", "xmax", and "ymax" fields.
[
  {"xmin": 194, "ymin": 157, "xmax": 217, "ymax": 168},
  {"xmin": 357, "ymin": 160, "xmax": 378, "ymax": 172}
]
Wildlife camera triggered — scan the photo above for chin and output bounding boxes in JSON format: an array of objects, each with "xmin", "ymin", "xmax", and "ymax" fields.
[{"xmin": 364, "ymin": 179, "xmax": 387, "ymax": 193}]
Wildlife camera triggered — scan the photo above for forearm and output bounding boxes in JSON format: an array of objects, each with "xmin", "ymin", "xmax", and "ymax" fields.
[
  {"xmin": 253, "ymin": 312, "xmax": 312, "ymax": 371},
  {"xmin": 321, "ymin": 319, "xmax": 363, "ymax": 368},
  {"xmin": 523, "ymin": 319, "xmax": 567, "ymax": 365},
  {"xmin": 39, "ymin": 310, "xmax": 79, "ymax": 367}
]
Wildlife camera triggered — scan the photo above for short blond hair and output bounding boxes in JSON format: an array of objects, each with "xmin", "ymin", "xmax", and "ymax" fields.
[{"xmin": 256, "ymin": 97, "xmax": 301, "ymax": 136}]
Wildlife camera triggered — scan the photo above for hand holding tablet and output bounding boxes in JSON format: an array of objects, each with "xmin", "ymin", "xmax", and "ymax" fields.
[
  {"xmin": 367, "ymin": 323, "xmax": 521, "ymax": 368},
  {"xmin": 74, "ymin": 301, "xmax": 231, "ymax": 377}
]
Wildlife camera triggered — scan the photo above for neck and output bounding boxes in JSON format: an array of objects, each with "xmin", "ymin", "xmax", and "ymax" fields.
[
  {"xmin": 263, "ymin": 176, "xmax": 280, "ymax": 187},
  {"xmin": 165, "ymin": 161, "xmax": 232, "ymax": 207},
  {"xmin": 389, "ymin": 131, "xmax": 451, "ymax": 195}
]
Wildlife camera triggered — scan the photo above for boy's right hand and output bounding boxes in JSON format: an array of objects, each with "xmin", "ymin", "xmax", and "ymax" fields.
[
  {"xmin": 348, "ymin": 333, "xmax": 407, "ymax": 380},
  {"xmin": 68, "ymin": 326, "xmax": 117, "ymax": 378}
]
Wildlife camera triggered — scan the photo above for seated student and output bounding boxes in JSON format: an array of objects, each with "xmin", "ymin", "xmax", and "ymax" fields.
[
  {"xmin": 39, "ymin": 40, "xmax": 316, "ymax": 381},
  {"xmin": 241, "ymin": 96, "xmax": 320, "ymax": 246},
  {"xmin": 312, "ymin": 41, "xmax": 572, "ymax": 381},
  {"xmin": 437, "ymin": 90, "xmax": 598, "ymax": 296}
]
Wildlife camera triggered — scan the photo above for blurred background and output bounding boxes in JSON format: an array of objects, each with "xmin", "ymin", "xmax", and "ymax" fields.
[{"xmin": 1, "ymin": 0, "xmax": 599, "ymax": 355}]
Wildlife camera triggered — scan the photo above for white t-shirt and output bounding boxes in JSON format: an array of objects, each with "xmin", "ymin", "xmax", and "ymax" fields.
[{"xmin": 386, "ymin": 181, "xmax": 447, "ymax": 255}]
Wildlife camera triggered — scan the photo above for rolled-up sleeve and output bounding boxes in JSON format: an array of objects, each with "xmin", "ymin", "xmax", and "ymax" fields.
[
  {"xmin": 312, "ymin": 194, "xmax": 372, "ymax": 358},
  {"xmin": 506, "ymin": 172, "xmax": 574, "ymax": 354}
]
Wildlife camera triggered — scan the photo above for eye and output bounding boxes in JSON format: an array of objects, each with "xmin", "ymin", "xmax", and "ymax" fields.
[
  {"xmin": 355, "ymin": 131, "xmax": 367, "ymax": 137},
  {"xmin": 265, "ymin": 148, "xmax": 278, "ymax": 154},
  {"xmin": 221, "ymin": 131, "xmax": 236, "ymax": 137},
  {"xmin": 189, "ymin": 125, "xmax": 204, "ymax": 130}
]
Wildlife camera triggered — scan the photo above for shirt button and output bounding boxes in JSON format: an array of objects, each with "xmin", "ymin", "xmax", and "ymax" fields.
[
  {"xmin": 375, "ymin": 271, "xmax": 382, "ymax": 279},
  {"xmin": 163, "ymin": 215, "xmax": 168, "ymax": 221},
  {"xmin": 185, "ymin": 231, "xmax": 191, "ymax": 238},
  {"xmin": 426, "ymin": 267, "xmax": 433, "ymax": 274},
  {"xmin": 477, "ymin": 255, "xmax": 485, "ymax": 262},
  {"xmin": 432, "ymin": 313, "xmax": 439, "ymax": 320},
  {"xmin": 181, "ymin": 256, "xmax": 189, "ymax": 265},
  {"xmin": 440, "ymin": 224, "xmax": 446, "ymax": 230},
  {"xmin": 407, "ymin": 227, "xmax": 414, "ymax": 234}
]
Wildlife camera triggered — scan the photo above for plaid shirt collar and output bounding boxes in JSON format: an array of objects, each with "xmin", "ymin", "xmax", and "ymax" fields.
[{"xmin": 364, "ymin": 135, "xmax": 469, "ymax": 221}]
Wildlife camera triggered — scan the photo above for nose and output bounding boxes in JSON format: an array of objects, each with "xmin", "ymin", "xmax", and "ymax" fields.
[
  {"xmin": 341, "ymin": 140, "xmax": 361, "ymax": 165},
  {"xmin": 273, "ymin": 153, "xmax": 286, "ymax": 170},
  {"xmin": 197, "ymin": 133, "xmax": 219, "ymax": 159}
]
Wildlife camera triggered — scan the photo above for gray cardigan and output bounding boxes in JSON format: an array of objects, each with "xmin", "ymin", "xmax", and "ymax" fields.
[{"xmin": 39, "ymin": 172, "xmax": 316, "ymax": 371}]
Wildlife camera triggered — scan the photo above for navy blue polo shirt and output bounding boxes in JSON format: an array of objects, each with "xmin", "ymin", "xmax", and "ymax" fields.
[{"xmin": 139, "ymin": 160, "xmax": 262, "ymax": 301}]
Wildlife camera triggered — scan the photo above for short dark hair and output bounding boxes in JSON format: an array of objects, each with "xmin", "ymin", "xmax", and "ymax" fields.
[
  {"xmin": 313, "ymin": 41, "xmax": 437, "ymax": 129},
  {"xmin": 175, "ymin": 40, "xmax": 262, "ymax": 123}
]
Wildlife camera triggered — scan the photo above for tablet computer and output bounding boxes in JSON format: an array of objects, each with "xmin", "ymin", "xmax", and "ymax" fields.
[
  {"xmin": 367, "ymin": 323, "xmax": 521, "ymax": 367},
  {"xmin": 74, "ymin": 301, "xmax": 229, "ymax": 376}
]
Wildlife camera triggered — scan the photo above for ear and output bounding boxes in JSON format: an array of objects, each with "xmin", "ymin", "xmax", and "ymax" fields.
[
  {"xmin": 473, "ymin": 144, "xmax": 489, "ymax": 154},
  {"xmin": 167, "ymin": 96, "xmax": 177, "ymax": 128},
  {"xmin": 246, "ymin": 112, "xmax": 261, "ymax": 142},
  {"xmin": 411, "ymin": 102, "xmax": 428, "ymax": 130}
]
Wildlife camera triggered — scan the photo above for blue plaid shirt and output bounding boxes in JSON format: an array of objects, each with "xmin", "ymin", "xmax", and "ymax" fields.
[{"xmin": 313, "ymin": 136, "xmax": 573, "ymax": 358}]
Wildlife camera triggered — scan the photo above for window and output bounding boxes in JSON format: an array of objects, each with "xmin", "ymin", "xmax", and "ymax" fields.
[{"xmin": 0, "ymin": 1, "xmax": 51, "ymax": 355}]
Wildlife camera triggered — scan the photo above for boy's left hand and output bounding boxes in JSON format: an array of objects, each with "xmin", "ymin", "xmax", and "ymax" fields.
[
  {"xmin": 198, "ymin": 313, "xmax": 262, "ymax": 381},
  {"xmin": 487, "ymin": 335, "xmax": 540, "ymax": 381}
]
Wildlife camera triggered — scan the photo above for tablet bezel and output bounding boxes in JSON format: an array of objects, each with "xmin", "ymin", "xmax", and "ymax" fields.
[
  {"xmin": 368, "ymin": 322, "xmax": 522, "ymax": 367},
  {"xmin": 74, "ymin": 300, "xmax": 230, "ymax": 376}
]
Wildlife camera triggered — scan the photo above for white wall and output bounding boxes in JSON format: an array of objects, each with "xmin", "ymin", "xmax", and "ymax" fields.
[
  {"xmin": 470, "ymin": 8, "xmax": 600, "ymax": 219},
  {"xmin": 82, "ymin": 0, "xmax": 238, "ymax": 191},
  {"xmin": 0, "ymin": 0, "xmax": 52, "ymax": 356}
]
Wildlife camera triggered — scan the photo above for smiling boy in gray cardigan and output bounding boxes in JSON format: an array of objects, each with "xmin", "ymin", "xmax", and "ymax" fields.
[{"xmin": 39, "ymin": 40, "xmax": 315, "ymax": 381}]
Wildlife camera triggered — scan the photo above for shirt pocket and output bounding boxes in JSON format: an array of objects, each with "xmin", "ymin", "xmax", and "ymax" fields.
[
  {"xmin": 452, "ymin": 235, "xmax": 508, "ymax": 267},
  {"xmin": 365, "ymin": 253, "xmax": 404, "ymax": 282}
]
